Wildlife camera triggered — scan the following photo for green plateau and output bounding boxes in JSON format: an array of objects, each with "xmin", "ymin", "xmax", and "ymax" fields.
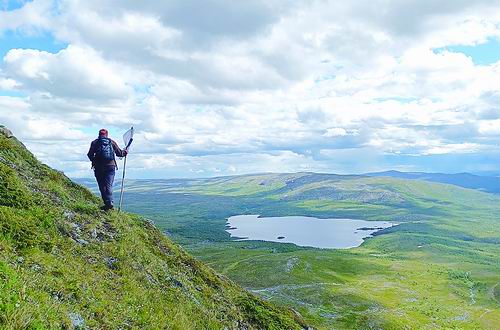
[
  {"xmin": 84, "ymin": 171, "xmax": 500, "ymax": 329},
  {"xmin": 0, "ymin": 127, "xmax": 308, "ymax": 329}
]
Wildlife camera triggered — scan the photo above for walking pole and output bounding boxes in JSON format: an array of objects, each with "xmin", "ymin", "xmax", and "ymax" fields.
[
  {"xmin": 118, "ymin": 154, "xmax": 127, "ymax": 212},
  {"xmin": 118, "ymin": 126, "xmax": 134, "ymax": 212}
]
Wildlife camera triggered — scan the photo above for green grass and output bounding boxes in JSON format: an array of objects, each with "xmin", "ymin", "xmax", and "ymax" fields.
[
  {"xmin": 0, "ymin": 128, "xmax": 307, "ymax": 329},
  {"xmin": 107, "ymin": 172, "xmax": 500, "ymax": 329}
]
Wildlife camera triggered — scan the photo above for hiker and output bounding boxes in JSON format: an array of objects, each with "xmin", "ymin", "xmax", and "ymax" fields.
[{"xmin": 87, "ymin": 129, "xmax": 128, "ymax": 210}]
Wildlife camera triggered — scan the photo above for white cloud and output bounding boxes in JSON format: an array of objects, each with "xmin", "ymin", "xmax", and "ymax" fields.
[
  {"xmin": 0, "ymin": 0, "xmax": 54, "ymax": 32},
  {"xmin": 323, "ymin": 128, "xmax": 348, "ymax": 137},
  {"xmin": 479, "ymin": 119, "xmax": 500, "ymax": 135},
  {"xmin": 425, "ymin": 143, "xmax": 485, "ymax": 155},
  {"xmin": 0, "ymin": 77, "xmax": 19, "ymax": 89},
  {"xmin": 2, "ymin": 0, "xmax": 500, "ymax": 177},
  {"xmin": 4, "ymin": 45, "xmax": 133, "ymax": 100}
]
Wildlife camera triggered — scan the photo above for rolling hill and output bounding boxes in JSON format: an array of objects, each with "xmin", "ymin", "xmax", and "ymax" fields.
[
  {"xmin": 83, "ymin": 172, "xmax": 500, "ymax": 329},
  {"xmin": 366, "ymin": 170, "xmax": 500, "ymax": 194}
]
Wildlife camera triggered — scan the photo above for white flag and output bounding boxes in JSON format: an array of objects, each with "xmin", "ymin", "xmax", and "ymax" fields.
[{"xmin": 123, "ymin": 127, "xmax": 134, "ymax": 151}]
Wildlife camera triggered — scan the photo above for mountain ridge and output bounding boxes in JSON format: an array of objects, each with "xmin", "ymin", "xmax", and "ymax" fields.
[
  {"xmin": 365, "ymin": 170, "xmax": 500, "ymax": 194},
  {"xmin": 76, "ymin": 169, "xmax": 500, "ymax": 197}
]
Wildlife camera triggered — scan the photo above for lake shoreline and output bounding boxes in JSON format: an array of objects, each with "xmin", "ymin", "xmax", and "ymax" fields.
[{"xmin": 226, "ymin": 214, "xmax": 397, "ymax": 249}]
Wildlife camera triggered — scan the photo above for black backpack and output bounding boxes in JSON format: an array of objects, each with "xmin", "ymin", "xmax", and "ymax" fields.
[{"xmin": 95, "ymin": 137, "xmax": 115, "ymax": 161}]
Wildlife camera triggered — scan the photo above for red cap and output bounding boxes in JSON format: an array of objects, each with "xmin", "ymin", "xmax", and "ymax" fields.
[{"xmin": 99, "ymin": 129, "xmax": 108, "ymax": 137}]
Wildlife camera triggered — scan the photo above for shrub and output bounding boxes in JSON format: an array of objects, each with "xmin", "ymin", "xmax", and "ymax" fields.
[{"xmin": 0, "ymin": 163, "xmax": 33, "ymax": 209}]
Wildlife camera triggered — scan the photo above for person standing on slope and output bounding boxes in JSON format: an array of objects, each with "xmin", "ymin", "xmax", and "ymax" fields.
[{"xmin": 87, "ymin": 129, "xmax": 128, "ymax": 211}]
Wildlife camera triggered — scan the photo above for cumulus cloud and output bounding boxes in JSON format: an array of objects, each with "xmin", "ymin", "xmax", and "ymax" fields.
[
  {"xmin": 323, "ymin": 128, "xmax": 348, "ymax": 137},
  {"xmin": 1, "ymin": 0, "xmax": 500, "ymax": 177},
  {"xmin": 0, "ymin": 0, "xmax": 54, "ymax": 32},
  {"xmin": 4, "ymin": 45, "xmax": 133, "ymax": 100},
  {"xmin": 479, "ymin": 119, "xmax": 500, "ymax": 135},
  {"xmin": 0, "ymin": 77, "xmax": 18, "ymax": 89}
]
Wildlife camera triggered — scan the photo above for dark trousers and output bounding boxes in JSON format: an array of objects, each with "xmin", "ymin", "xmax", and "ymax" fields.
[{"xmin": 94, "ymin": 165, "xmax": 116, "ymax": 206}]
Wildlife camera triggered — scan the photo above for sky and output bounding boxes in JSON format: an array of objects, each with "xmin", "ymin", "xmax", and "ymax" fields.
[{"xmin": 1, "ymin": 0, "xmax": 500, "ymax": 178}]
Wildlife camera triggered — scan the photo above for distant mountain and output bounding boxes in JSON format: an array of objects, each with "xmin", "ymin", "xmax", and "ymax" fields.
[
  {"xmin": 78, "ymin": 170, "xmax": 500, "ymax": 195},
  {"xmin": 366, "ymin": 170, "xmax": 500, "ymax": 194}
]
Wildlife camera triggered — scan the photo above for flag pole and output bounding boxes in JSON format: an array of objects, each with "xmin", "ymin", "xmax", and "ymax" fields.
[
  {"xmin": 118, "ymin": 154, "xmax": 127, "ymax": 212},
  {"xmin": 118, "ymin": 126, "xmax": 134, "ymax": 212}
]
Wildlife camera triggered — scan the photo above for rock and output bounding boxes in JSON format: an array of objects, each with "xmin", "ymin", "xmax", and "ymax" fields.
[
  {"xmin": 166, "ymin": 276, "xmax": 183, "ymax": 288},
  {"xmin": 76, "ymin": 238, "xmax": 89, "ymax": 245},
  {"xmin": 69, "ymin": 222, "xmax": 81, "ymax": 232},
  {"xmin": 63, "ymin": 211, "xmax": 75, "ymax": 219},
  {"xmin": 0, "ymin": 126, "xmax": 13, "ymax": 138},
  {"xmin": 144, "ymin": 218, "xmax": 155, "ymax": 226},
  {"xmin": 236, "ymin": 321, "xmax": 249, "ymax": 330},
  {"xmin": 86, "ymin": 257, "xmax": 97, "ymax": 264},
  {"xmin": 452, "ymin": 312, "xmax": 470, "ymax": 321},
  {"xmin": 90, "ymin": 228, "xmax": 98, "ymax": 239},
  {"xmin": 52, "ymin": 291, "xmax": 63, "ymax": 301},
  {"xmin": 31, "ymin": 264, "xmax": 42, "ymax": 272},
  {"xmin": 101, "ymin": 221, "xmax": 117, "ymax": 240},
  {"xmin": 145, "ymin": 272, "xmax": 158, "ymax": 285},
  {"xmin": 17, "ymin": 256, "xmax": 25, "ymax": 264},
  {"xmin": 67, "ymin": 222, "xmax": 82, "ymax": 238},
  {"xmin": 66, "ymin": 222, "xmax": 92, "ymax": 245},
  {"xmin": 104, "ymin": 257, "xmax": 118, "ymax": 270},
  {"xmin": 68, "ymin": 312, "xmax": 85, "ymax": 329},
  {"xmin": 172, "ymin": 278, "xmax": 183, "ymax": 288}
]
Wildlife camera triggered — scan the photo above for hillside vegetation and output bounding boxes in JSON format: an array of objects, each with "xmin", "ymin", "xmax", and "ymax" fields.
[
  {"xmin": 0, "ymin": 126, "xmax": 307, "ymax": 329},
  {"xmin": 100, "ymin": 173, "xmax": 500, "ymax": 329}
]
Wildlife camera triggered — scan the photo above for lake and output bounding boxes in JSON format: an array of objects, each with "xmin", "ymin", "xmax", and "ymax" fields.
[{"xmin": 226, "ymin": 215, "xmax": 397, "ymax": 249}]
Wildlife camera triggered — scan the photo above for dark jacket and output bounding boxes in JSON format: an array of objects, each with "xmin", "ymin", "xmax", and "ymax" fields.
[{"xmin": 87, "ymin": 137, "xmax": 127, "ymax": 168}]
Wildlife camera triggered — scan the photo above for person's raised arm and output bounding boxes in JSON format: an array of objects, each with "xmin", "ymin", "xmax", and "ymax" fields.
[{"xmin": 112, "ymin": 140, "xmax": 128, "ymax": 157}]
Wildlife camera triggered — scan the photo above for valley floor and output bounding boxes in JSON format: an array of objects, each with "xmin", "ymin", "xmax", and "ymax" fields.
[{"xmin": 81, "ymin": 173, "xmax": 500, "ymax": 329}]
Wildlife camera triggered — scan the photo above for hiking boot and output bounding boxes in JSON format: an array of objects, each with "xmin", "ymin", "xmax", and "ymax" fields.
[{"xmin": 100, "ymin": 204, "xmax": 114, "ymax": 211}]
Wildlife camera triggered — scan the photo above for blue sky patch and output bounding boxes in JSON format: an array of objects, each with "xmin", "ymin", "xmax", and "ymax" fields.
[
  {"xmin": 373, "ymin": 97, "xmax": 419, "ymax": 103},
  {"xmin": 0, "ymin": 30, "xmax": 67, "ymax": 59},
  {"xmin": 315, "ymin": 75, "xmax": 336, "ymax": 83},
  {"xmin": 1, "ymin": 0, "xmax": 33, "ymax": 11},
  {"xmin": 434, "ymin": 38, "xmax": 500, "ymax": 65},
  {"xmin": 0, "ymin": 90, "xmax": 26, "ymax": 97},
  {"xmin": 132, "ymin": 84, "xmax": 152, "ymax": 94}
]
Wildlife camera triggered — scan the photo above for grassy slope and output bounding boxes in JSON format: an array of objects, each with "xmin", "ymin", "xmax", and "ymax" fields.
[
  {"xmin": 0, "ymin": 129, "xmax": 307, "ymax": 329},
  {"xmin": 112, "ymin": 173, "xmax": 500, "ymax": 329}
]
